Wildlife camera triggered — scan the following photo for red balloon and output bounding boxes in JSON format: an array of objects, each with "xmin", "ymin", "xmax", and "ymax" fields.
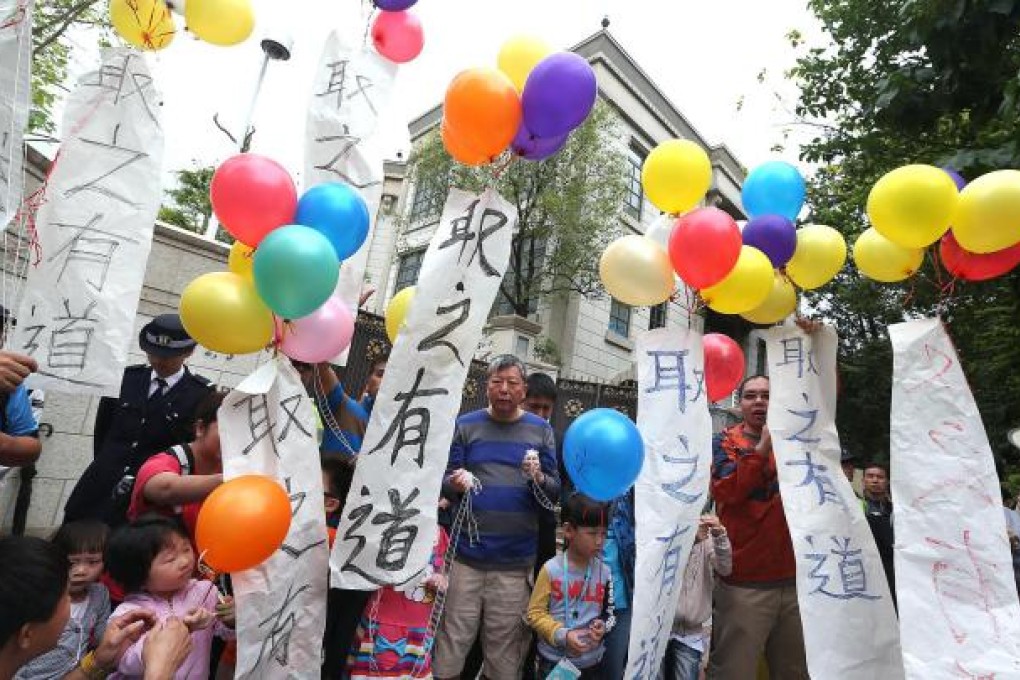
[
  {"xmin": 940, "ymin": 231, "xmax": 1020, "ymax": 282},
  {"xmin": 669, "ymin": 207, "xmax": 743, "ymax": 289},
  {"xmin": 371, "ymin": 10, "xmax": 424, "ymax": 64},
  {"xmin": 704, "ymin": 333, "xmax": 745, "ymax": 403},
  {"xmin": 210, "ymin": 154, "xmax": 297, "ymax": 247}
]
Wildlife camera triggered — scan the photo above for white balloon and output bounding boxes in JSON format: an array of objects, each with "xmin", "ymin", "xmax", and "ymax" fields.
[{"xmin": 644, "ymin": 213, "xmax": 676, "ymax": 250}]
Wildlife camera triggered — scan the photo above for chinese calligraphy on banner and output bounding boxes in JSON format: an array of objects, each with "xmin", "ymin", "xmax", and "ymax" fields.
[
  {"xmin": 331, "ymin": 188, "xmax": 515, "ymax": 590},
  {"xmin": 12, "ymin": 48, "xmax": 163, "ymax": 395},
  {"xmin": 305, "ymin": 30, "xmax": 396, "ymax": 364},
  {"xmin": 219, "ymin": 357, "xmax": 328, "ymax": 679},
  {"xmin": 625, "ymin": 328, "xmax": 712, "ymax": 679},
  {"xmin": 767, "ymin": 324, "xmax": 903, "ymax": 679},
  {"xmin": 0, "ymin": 0, "xmax": 32, "ymax": 231},
  {"xmin": 890, "ymin": 318, "xmax": 1020, "ymax": 678}
]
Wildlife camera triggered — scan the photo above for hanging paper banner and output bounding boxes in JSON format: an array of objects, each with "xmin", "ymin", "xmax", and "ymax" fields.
[
  {"xmin": 219, "ymin": 357, "xmax": 328, "ymax": 679},
  {"xmin": 890, "ymin": 318, "xmax": 1020, "ymax": 678},
  {"xmin": 0, "ymin": 0, "xmax": 32, "ymax": 231},
  {"xmin": 331, "ymin": 188, "xmax": 515, "ymax": 590},
  {"xmin": 625, "ymin": 327, "xmax": 712, "ymax": 679},
  {"xmin": 766, "ymin": 324, "xmax": 903, "ymax": 678},
  {"xmin": 305, "ymin": 31, "xmax": 397, "ymax": 364},
  {"xmin": 11, "ymin": 48, "xmax": 163, "ymax": 395}
]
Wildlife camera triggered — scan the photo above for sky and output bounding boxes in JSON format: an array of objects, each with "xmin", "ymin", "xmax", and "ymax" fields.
[{"xmin": 56, "ymin": 0, "xmax": 824, "ymax": 189}]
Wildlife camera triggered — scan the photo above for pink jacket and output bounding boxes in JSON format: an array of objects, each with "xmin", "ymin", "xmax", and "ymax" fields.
[{"xmin": 110, "ymin": 579, "xmax": 233, "ymax": 679}]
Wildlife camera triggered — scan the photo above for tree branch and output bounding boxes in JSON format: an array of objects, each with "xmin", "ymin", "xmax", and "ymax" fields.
[{"xmin": 33, "ymin": 0, "xmax": 101, "ymax": 56}]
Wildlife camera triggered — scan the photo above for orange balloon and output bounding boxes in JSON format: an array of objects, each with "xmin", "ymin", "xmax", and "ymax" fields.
[
  {"xmin": 196, "ymin": 475, "xmax": 291, "ymax": 573},
  {"xmin": 441, "ymin": 120, "xmax": 489, "ymax": 166},
  {"xmin": 443, "ymin": 67, "xmax": 521, "ymax": 161}
]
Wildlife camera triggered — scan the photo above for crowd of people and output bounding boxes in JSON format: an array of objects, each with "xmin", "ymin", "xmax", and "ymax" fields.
[{"xmin": 0, "ymin": 314, "xmax": 912, "ymax": 680}]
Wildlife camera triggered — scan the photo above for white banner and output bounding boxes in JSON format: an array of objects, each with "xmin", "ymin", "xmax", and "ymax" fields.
[
  {"xmin": 331, "ymin": 188, "xmax": 515, "ymax": 590},
  {"xmin": 766, "ymin": 324, "xmax": 903, "ymax": 678},
  {"xmin": 0, "ymin": 0, "xmax": 32, "ymax": 231},
  {"xmin": 219, "ymin": 357, "xmax": 328, "ymax": 679},
  {"xmin": 890, "ymin": 318, "xmax": 1020, "ymax": 678},
  {"xmin": 625, "ymin": 327, "xmax": 712, "ymax": 679},
  {"xmin": 305, "ymin": 31, "xmax": 396, "ymax": 364},
  {"xmin": 11, "ymin": 48, "xmax": 163, "ymax": 395}
]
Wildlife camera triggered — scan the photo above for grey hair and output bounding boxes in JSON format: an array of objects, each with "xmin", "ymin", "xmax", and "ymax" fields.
[{"xmin": 486, "ymin": 354, "xmax": 527, "ymax": 381}]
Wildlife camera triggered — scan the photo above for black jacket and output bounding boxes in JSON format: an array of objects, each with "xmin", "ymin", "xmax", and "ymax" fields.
[{"xmin": 63, "ymin": 364, "xmax": 212, "ymax": 523}]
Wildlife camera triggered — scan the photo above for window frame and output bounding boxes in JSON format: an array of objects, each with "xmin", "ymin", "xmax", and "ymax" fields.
[
  {"xmin": 394, "ymin": 249, "xmax": 426, "ymax": 293},
  {"xmin": 609, "ymin": 298, "xmax": 632, "ymax": 337}
]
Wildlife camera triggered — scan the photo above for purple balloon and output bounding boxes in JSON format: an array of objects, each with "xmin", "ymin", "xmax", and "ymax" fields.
[
  {"xmin": 522, "ymin": 52, "xmax": 597, "ymax": 138},
  {"xmin": 942, "ymin": 167, "xmax": 967, "ymax": 191},
  {"xmin": 511, "ymin": 123, "xmax": 569, "ymax": 161},
  {"xmin": 373, "ymin": 0, "xmax": 417, "ymax": 10},
  {"xmin": 742, "ymin": 214, "xmax": 797, "ymax": 267}
]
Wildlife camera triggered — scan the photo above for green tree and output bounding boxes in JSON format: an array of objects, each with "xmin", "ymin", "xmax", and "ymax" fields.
[
  {"xmin": 405, "ymin": 103, "xmax": 628, "ymax": 317},
  {"xmin": 787, "ymin": 0, "xmax": 1020, "ymax": 465},
  {"xmin": 158, "ymin": 165, "xmax": 217, "ymax": 235}
]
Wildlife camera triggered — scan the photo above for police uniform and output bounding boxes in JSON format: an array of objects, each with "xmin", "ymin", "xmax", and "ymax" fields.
[{"xmin": 63, "ymin": 315, "xmax": 212, "ymax": 524}]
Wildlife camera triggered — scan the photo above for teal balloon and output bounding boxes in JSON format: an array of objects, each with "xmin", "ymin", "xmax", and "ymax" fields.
[
  {"xmin": 564, "ymin": 408, "xmax": 644, "ymax": 501},
  {"xmin": 253, "ymin": 225, "xmax": 339, "ymax": 319},
  {"xmin": 741, "ymin": 160, "xmax": 806, "ymax": 221}
]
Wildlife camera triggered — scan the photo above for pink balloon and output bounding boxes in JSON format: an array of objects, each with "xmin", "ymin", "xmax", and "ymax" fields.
[
  {"xmin": 703, "ymin": 333, "xmax": 745, "ymax": 403},
  {"xmin": 371, "ymin": 10, "xmax": 424, "ymax": 64},
  {"xmin": 275, "ymin": 298, "xmax": 355, "ymax": 363}
]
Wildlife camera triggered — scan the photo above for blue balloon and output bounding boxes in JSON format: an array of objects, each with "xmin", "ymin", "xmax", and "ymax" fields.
[
  {"xmin": 253, "ymin": 225, "xmax": 339, "ymax": 319},
  {"xmin": 295, "ymin": 182, "xmax": 370, "ymax": 261},
  {"xmin": 741, "ymin": 161, "xmax": 806, "ymax": 221},
  {"xmin": 374, "ymin": 0, "xmax": 417, "ymax": 10},
  {"xmin": 564, "ymin": 408, "xmax": 644, "ymax": 501}
]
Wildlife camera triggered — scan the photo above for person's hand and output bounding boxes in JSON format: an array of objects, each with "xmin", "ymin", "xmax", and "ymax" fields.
[
  {"xmin": 588, "ymin": 619, "xmax": 606, "ymax": 642},
  {"xmin": 794, "ymin": 316, "xmax": 823, "ymax": 335},
  {"xmin": 424, "ymin": 572, "xmax": 448, "ymax": 593},
  {"xmin": 215, "ymin": 596, "xmax": 235, "ymax": 628},
  {"xmin": 700, "ymin": 514, "xmax": 726, "ymax": 537},
  {"xmin": 142, "ymin": 617, "xmax": 191, "ymax": 680},
  {"xmin": 183, "ymin": 607, "xmax": 216, "ymax": 632},
  {"xmin": 564, "ymin": 628, "xmax": 594, "ymax": 655},
  {"xmin": 0, "ymin": 351, "xmax": 36, "ymax": 392},
  {"xmin": 358, "ymin": 286, "xmax": 377, "ymax": 308},
  {"xmin": 756, "ymin": 425, "xmax": 772, "ymax": 455},
  {"xmin": 521, "ymin": 451, "xmax": 544, "ymax": 485},
  {"xmin": 93, "ymin": 609, "xmax": 156, "ymax": 669},
  {"xmin": 448, "ymin": 469, "xmax": 473, "ymax": 493}
]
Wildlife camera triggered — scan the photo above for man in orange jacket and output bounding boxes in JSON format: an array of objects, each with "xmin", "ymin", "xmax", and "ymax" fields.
[{"xmin": 708, "ymin": 374, "xmax": 808, "ymax": 680}]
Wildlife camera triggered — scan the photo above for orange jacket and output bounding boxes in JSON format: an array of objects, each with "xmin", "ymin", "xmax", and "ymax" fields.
[{"xmin": 710, "ymin": 424, "xmax": 796, "ymax": 584}]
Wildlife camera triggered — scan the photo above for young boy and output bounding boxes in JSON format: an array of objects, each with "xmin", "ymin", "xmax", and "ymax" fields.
[
  {"xmin": 527, "ymin": 493, "xmax": 615, "ymax": 679},
  {"xmin": 321, "ymin": 455, "xmax": 354, "ymax": 547}
]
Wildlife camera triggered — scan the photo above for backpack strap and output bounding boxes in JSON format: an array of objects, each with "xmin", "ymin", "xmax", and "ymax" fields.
[{"xmin": 168, "ymin": 444, "xmax": 194, "ymax": 476}]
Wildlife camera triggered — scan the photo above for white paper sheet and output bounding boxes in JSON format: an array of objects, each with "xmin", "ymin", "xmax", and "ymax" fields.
[
  {"xmin": 767, "ymin": 324, "xmax": 903, "ymax": 679},
  {"xmin": 0, "ymin": 0, "xmax": 32, "ymax": 231},
  {"xmin": 11, "ymin": 48, "xmax": 163, "ymax": 395},
  {"xmin": 330, "ymin": 188, "xmax": 515, "ymax": 590},
  {"xmin": 219, "ymin": 357, "xmax": 328, "ymax": 679},
  {"xmin": 625, "ymin": 328, "xmax": 712, "ymax": 679},
  {"xmin": 890, "ymin": 318, "xmax": 1020, "ymax": 678}
]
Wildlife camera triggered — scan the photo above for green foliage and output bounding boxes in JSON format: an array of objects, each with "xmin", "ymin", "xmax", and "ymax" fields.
[
  {"xmin": 158, "ymin": 166, "xmax": 216, "ymax": 236},
  {"xmin": 406, "ymin": 103, "xmax": 628, "ymax": 317},
  {"xmin": 790, "ymin": 0, "xmax": 1020, "ymax": 465}
]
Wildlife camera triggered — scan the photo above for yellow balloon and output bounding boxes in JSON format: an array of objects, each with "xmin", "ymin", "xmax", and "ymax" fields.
[
  {"xmin": 741, "ymin": 272, "xmax": 797, "ymax": 324},
  {"xmin": 952, "ymin": 170, "xmax": 1020, "ymax": 254},
  {"xmin": 227, "ymin": 241, "xmax": 256, "ymax": 282},
  {"xmin": 497, "ymin": 35, "xmax": 551, "ymax": 92},
  {"xmin": 866, "ymin": 164, "xmax": 958, "ymax": 248},
  {"xmin": 701, "ymin": 246, "xmax": 773, "ymax": 314},
  {"xmin": 852, "ymin": 228, "xmax": 924, "ymax": 283},
  {"xmin": 641, "ymin": 140, "xmax": 712, "ymax": 215},
  {"xmin": 110, "ymin": 0, "xmax": 176, "ymax": 51},
  {"xmin": 180, "ymin": 272, "xmax": 274, "ymax": 354},
  {"xmin": 385, "ymin": 286, "xmax": 416, "ymax": 343},
  {"xmin": 185, "ymin": 0, "xmax": 254, "ymax": 46},
  {"xmin": 785, "ymin": 224, "xmax": 847, "ymax": 290},
  {"xmin": 599, "ymin": 235, "xmax": 675, "ymax": 306}
]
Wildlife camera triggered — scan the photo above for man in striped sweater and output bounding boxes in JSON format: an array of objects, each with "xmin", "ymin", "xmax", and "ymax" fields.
[{"xmin": 434, "ymin": 355, "xmax": 561, "ymax": 680}]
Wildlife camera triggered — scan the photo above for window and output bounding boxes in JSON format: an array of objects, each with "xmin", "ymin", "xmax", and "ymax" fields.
[
  {"xmin": 394, "ymin": 250, "xmax": 425, "ymax": 293},
  {"xmin": 609, "ymin": 299, "xmax": 631, "ymax": 337},
  {"xmin": 515, "ymin": 335, "xmax": 531, "ymax": 358},
  {"xmin": 649, "ymin": 302, "xmax": 667, "ymax": 329},
  {"xmin": 623, "ymin": 143, "xmax": 645, "ymax": 220},
  {"xmin": 407, "ymin": 177, "xmax": 446, "ymax": 226}
]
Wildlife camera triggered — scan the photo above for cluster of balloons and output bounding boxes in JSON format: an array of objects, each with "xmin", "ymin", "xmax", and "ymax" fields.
[
  {"xmin": 855, "ymin": 166, "xmax": 1020, "ymax": 283},
  {"xmin": 196, "ymin": 475, "xmax": 291, "ymax": 573},
  {"xmin": 441, "ymin": 36, "xmax": 597, "ymax": 166},
  {"xmin": 110, "ymin": 0, "xmax": 254, "ymax": 50},
  {"xmin": 180, "ymin": 153, "xmax": 368, "ymax": 362},
  {"xmin": 371, "ymin": 0, "xmax": 424, "ymax": 64}
]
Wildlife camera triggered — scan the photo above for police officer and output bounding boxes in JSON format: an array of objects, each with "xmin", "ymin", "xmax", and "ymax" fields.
[{"xmin": 63, "ymin": 314, "xmax": 212, "ymax": 525}]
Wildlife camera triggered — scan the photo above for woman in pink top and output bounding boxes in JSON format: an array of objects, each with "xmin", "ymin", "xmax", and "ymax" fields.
[{"xmin": 105, "ymin": 515, "xmax": 234, "ymax": 679}]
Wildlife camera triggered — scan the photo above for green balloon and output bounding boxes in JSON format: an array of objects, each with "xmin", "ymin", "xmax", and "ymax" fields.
[{"xmin": 253, "ymin": 225, "xmax": 339, "ymax": 319}]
